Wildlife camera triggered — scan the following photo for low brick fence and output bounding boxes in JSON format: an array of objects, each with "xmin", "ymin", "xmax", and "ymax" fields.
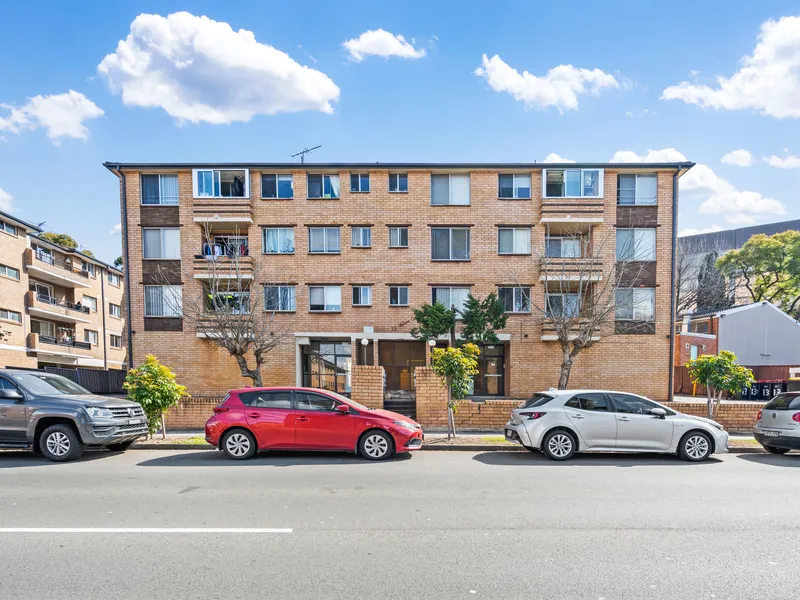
[
  {"xmin": 164, "ymin": 397, "xmax": 221, "ymax": 430},
  {"xmin": 666, "ymin": 400, "xmax": 761, "ymax": 433}
]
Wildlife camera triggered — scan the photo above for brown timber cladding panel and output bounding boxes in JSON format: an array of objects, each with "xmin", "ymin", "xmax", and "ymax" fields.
[
  {"xmin": 616, "ymin": 206, "xmax": 659, "ymax": 227},
  {"xmin": 617, "ymin": 261, "xmax": 657, "ymax": 287},
  {"xmin": 140, "ymin": 206, "xmax": 181, "ymax": 227},
  {"xmin": 144, "ymin": 317, "xmax": 183, "ymax": 332},
  {"xmin": 141, "ymin": 259, "xmax": 182, "ymax": 284}
]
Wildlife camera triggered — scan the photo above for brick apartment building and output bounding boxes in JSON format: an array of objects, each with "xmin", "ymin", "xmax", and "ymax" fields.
[
  {"xmin": 106, "ymin": 161, "xmax": 692, "ymax": 417},
  {"xmin": 0, "ymin": 210, "xmax": 126, "ymax": 370}
]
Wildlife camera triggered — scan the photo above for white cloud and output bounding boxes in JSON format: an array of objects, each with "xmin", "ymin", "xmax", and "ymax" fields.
[
  {"xmin": 765, "ymin": 154, "xmax": 800, "ymax": 168},
  {"xmin": 474, "ymin": 54, "xmax": 619, "ymax": 112},
  {"xmin": 542, "ymin": 153, "xmax": 575, "ymax": 163},
  {"xmin": 661, "ymin": 15, "xmax": 800, "ymax": 118},
  {"xmin": 109, "ymin": 223, "xmax": 122, "ymax": 235},
  {"xmin": 0, "ymin": 91, "xmax": 103, "ymax": 143},
  {"xmin": 611, "ymin": 148, "xmax": 786, "ymax": 224},
  {"xmin": 721, "ymin": 149, "xmax": 754, "ymax": 167},
  {"xmin": 98, "ymin": 12, "xmax": 340, "ymax": 124},
  {"xmin": 0, "ymin": 187, "xmax": 12, "ymax": 211},
  {"xmin": 343, "ymin": 28, "xmax": 426, "ymax": 62},
  {"xmin": 678, "ymin": 224, "xmax": 723, "ymax": 237}
]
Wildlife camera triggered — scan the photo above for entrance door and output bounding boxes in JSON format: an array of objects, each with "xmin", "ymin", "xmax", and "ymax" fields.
[
  {"xmin": 379, "ymin": 341, "xmax": 425, "ymax": 391},
  {"xmin": 472, "ymin": 345, "xmax": 505, "ymax": 396}
]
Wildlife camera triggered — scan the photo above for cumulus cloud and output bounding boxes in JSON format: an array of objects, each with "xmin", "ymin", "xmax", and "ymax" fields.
[
  {"xmin": 765, "ymin": 154, "xmax": 800, "ymax": 168},
  {"xmin": 109, "ymin": 223, "xmax": 122, "ymax": 235},
  {"xmin": 0, "ymin": 187, "xmax": 12, "ymax": 211},
  {"xmin": 0, "ymin": 91, "xmax": 103, "ymax": 143},
  {"xmin": 474, "ymin": 54, "xmax": 619, "ymax": 112},
  {"xmin": 611, "ymin": 148, "xmax": 786, "ymax": 224},
  {"xmin": 661, "ymin": 15, "xmax": 800, "ymax": 118},
  {"xmin": 542, "ymin": 153, "xmax": 575, "ymax": 163},
  {"xmin": 721, "ymin": 149, "xmax": 754, "ymax": 166},
  {"xmin": 343, "ymin": 29, "xmax": 426, "ymax": 62},
  {"xmin": 678, "ymin": 224, "xmax": 723, "ymax": 237},
  {"xmin": 97, "ymin": 12, "xmax": 340, "ymax": 124}
]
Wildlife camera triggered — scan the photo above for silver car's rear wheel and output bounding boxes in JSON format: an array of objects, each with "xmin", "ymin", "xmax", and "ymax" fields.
[
  {"xmin": 542, "ymin": 430, "xmax": 576, "ymax": 461},
  {"xmin": 678, "ymin": 432, "xmax": 712, "ymax": 461}
]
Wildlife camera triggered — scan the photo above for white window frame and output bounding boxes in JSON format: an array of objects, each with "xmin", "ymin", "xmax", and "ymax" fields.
[
  {"xmin": 430, "ymin": 173, "xmax": 471, "ymax": 206},
  {"xmin": 1, "ymin": 220, "xmax": 17, "ymax": 236},
  {"xmin": 0, "ymin": 263, "xmax": 20, "ymax": 280},
  {"xmin": 497, "ymin": 227, "xmax": 532, "ymax": 255},
  {"xmin": 308, "ymin": 227, "xmax": 340, "ymax": 254},
  {"xmin": 107, "ymin": 271, "xmax": 121, "ymax": 286},
  {"xmin": 308, "ymin": 286, "xmax": 342, "ymax": 312},
  {"xmin": 616, "ymin": 228, "xmax": 656, "ymax": 262},
  {"xmin": 260, "ymin": 173, "xmax": 294, "ymax": 199},
  {"xmin": 350, "ymin": 173, "xmax": 370, "ymax": 193},
  {"xmin": 84, "ymin": 329, "xmax": 99, "ymax": 346},
  {"xmin": 388, "ymin": 173, "xmax": 408, "ymax": 193},
  {"xmin": 207, "ymin": 290, "xmax": 251, "ymax": 315},
  {"xmin": 352, "ymin": 285, "xmax": 372, "ymax": 306},
  {"xmin": 351, "ymin": 227, "xmax": 372, "ymax": 248},
  {"xmin": 542, "ymin": 168, "xmax": 604, "ymax": 199},
  {"xmin": 615, "ymin": 288, "xmax": 655, "ymax": 321},
  {"xmin": 144, "ymin": 285, "xmax": 183, "ymax": 318},
  {"xmin": 31, "ymin": 318, "xmax": 55, "ymax": 337},
  {"xmin": 0, "ymin": 308, "xmax": 21, "ymax": 323},
  {"xmin": 498, "ymin": 174, "xmax": 532, "ymax": 199},
  {"xmin": 389, "ymin": 227, "xmax": 409, "ymax": 248},
  {"xmin": 498, "ymin": 287, "xmax": 531, "ymax": 313},
  {"xmin": 109, "ymin": 303, "xmax": 122, "ymax": 318},
  {"xmin": 81, "ymin": 261, "xmax": 96, "ymax": 277},
  {"xmin": 431, "ymin": 287, "xmax": 471, "ymax": 311},
  {"xmin": 545, "ymin": 293, "xmax": 582, "ymax": 319},
  {"xmin": 140, "ymin": 174, "xmax": 179, "ymax": 205},
  {"xmin": 389, "ymin": 286, "xmax": 409, "ymax": 306},
  {"xmin": 617, "ymin": 173, "xmax": 657, "ymax": 205},
  {"xmin": 192, "ymin": 168, "xmax": 250, "ymax": 199},
  {"xmin": 264, "ymin": 285, "xmax": 296, "ymax": 312},
  {"xmin": 262, "ymin": 227, "xmax": 295, "ymax": 254},
  {"xmin": 142, "ymin": 228, "xmax": 181, "ymax": 260},
  {"xmin": 431, "ymin": 227, "xmax": 470, "ymax": 261},
  {"xmin": 545, "ymin": 236, "xmax": 584, "ymax": 258},
  {"xmin": 306, "ymin": 174, "xmax": 340, "ymax": 199},
  {"xmin": 110, "ymin": 333, "xmax": 123, "ymax": 349},
  {"xmin": 82, "ymin": 295, "xmax": 97, "ymax": 313}
]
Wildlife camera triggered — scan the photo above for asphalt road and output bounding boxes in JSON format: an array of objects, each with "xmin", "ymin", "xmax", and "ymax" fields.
[{"xmin": 0, "ymin": 448, "xmax": 798, "ymax": 600}]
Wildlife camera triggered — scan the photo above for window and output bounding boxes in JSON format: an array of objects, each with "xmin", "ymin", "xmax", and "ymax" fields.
[
  {"xmin": 0, "ymin": 220, "xmax": 16, "ymax": 235},
  {"xmin": 211, "ymin": 236, "xmax": 249, "ymax": 258},
  {"xmin": 389, "ymin": 173, "xmax": 408, "ymax": 193},
  {"xmin": 193, "ymin": 169, "xmax": 248, "ymax": 198},
  {"xmin": 261, "ymin": 174, "xmax": 293, "ymax": 199},
  {"xmin": 545, "ymin": 293, "xmax": 581, "ymax": 318},
  {"xmin": 308, "ymin": 227, "xmax": 340, "ymax": 253},
  {"xmin": 431, "ymin": 227, "xmax": 470, "ymax": 260},
  {"xmin": 307, "ymin": 174, "xmax": 340, "ymax": 199},
  {"xmin": 31, "ymin": 319, "xmax": 55, "ymax": 337},
  {"xmin": 498, "ymin": 228, "xmax": 531, "ymax": 255},
  {"xmin": 689, "ymin": 321, "xmax": 709, "ymax": 334},
  {"xmin": 389, "ymin": 286, "xmax": 409, "ymax": 306},
  {"xmin": 352, "ymin": 286, "xmax": 372, "ymax": 306},
  {"xmin": 389, "ymin": 227, "xmax": 409, "ymax": 248},
  {"xmin": 498, "ymin": 174, "xmax": 531, "ymax": 199},
  {"xmin": 264, "ymin": 285, "xmax": 296, "ymax": 311},
  {"xmin": 690, "ymin": 345, "xmax": 699, "ymax": 361},
  {"xmin": 0, "ymin": 309, "xmax": 22, "ymax": 323},
  {"xmin": 107, "ymin": 271, "xmax": 121, "ymax": 286},
  {"xmin": 609, "ymin": 393, "xmax": 660, "ymax": 415},
  {"xmin": 240, "ymin": 390, "xmax": 293, "ymax": 409},
  {"xmin": 84, "ymin": 330, "xmax": 99, "ymax": 346},
  {"xmin": 296, "ymin": 392, "xmax": 339, "ymax": 412},
  {"xmin": 206, "ymin": 290, "xmax": 250, "ymax": 315},
  {"xmin": 309, "ymin": 286, "xmax": 342, "ymax": 312},
  {"xmin": 498, "ymin": 287, "xmax": 531, "ymax": 313},
  {"xmin": 351, "ymin": 227, "xmax": 371, "ymax": 248},
  {"xmin": 565, "ymin": 393, "xmax": 609, "ymax": 412},
  {"xmin": 109, "ymin": 303, "xmax": 122, "ymax": 318},
  {"xmin": 144, "ymin": 285, "xmax": 182, "ymax": 317},
  {"xmin": 141, "ymin": 174, "xmax": 179, "ymax": 205},
  {"xmin": 617, "ymin": 174, "xmax": 657, "ymax": 205},
  {"xmin": 31, "ymin": 282, "xmax": 53, "ymax": 299},
  {"xmin": 302, "ymin": 342, "xmax": 352, "ymax": 394},
  {"xmin": 350, "ymin": 173, "xmax": 370, "ymax": 192},
  {"xmin": 763, "ymin": 393, "xmax": 800, "ymax": 411},
  {"xmin": 615, "ymin": 288, "xmax": 655, "ymax": 321},
  {"xmin": 616, "ymin": 228, "xmax": 656, "ymax": 261},
  {"xmin": 82, "ymin": 295, "xmax": 97, "ymax": 312},
  {"xmin": 545, "ymin": 237, "xmax": 583, "ymax": 258},
  {"xmin": 110, "ymin": 334, "xmax": 123, "ymax": 349},
  {"xmin": 431, "ymin": 174, "xmax": 470, "ymax": 205},
  {"xmin": 263, "ymin": 228, "xmax": 295, "ymax": 254},
  {"xmin": 0, "ymin": 263, "xmax": 20, "ymax": 280},
  {"xmin": 81, "ymin": 261, "xmax": 96, "ymax": 277},
  {"xmin": 432, "ymin": 287, "xmax": 470, "ymax": 311},
  {"xmin": 543, "ymin": 169, "xmax": 602, "ymax": 198},
  {"xmin": 142, "ymin": 228, "xmax": 181, "ymax": 259}
]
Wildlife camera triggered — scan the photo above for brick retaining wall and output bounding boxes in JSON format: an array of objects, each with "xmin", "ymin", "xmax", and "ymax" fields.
[{"xmin": 164, "ymin": 397, "xmax": 221, "ymax": 430}]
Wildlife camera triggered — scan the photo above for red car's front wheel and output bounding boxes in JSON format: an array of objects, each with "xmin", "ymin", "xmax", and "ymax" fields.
[{"xmin": 359, "ymin": 431, "xmax": 393, "ymax": 460}]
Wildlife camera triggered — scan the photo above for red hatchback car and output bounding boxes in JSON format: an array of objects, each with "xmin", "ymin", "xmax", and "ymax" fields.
[{"xmin": 205, "ymin": 387, "xmax": 424, "ymax": 460}]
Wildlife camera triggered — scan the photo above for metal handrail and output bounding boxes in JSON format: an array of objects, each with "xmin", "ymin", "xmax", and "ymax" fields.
[
  {"xmin": 36, "ymin": 294, "xmax": 90, "ymax": 314},
  {"xmin": 34, "ymin": 250, "xmax": 90, "ymax": 278},
  {"xmin": 37, "ymin": 334, "xmax": 91, "ymax": 350}
]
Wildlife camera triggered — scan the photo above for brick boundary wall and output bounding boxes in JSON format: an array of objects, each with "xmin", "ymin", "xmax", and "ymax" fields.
[
  {"xmin": 351, "ymin": 365, "xmax": 385, "ymax": 409},
  {"xmin": 164, "ymin": 397, "xmax": 221, "ymax": 430}
]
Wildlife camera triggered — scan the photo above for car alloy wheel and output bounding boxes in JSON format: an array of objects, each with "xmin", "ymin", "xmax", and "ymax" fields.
[
  {"xmin": 225, "ymin": 433, "xmax": 251, "ymax": 458},
  {"xmin": 363, "ymin": 434, "xmax": 390, "ymax": 459},
  {"xmin": 46, "ymin": 432, "xmax": 71, "ymax": 457},
  {"xmin": 547, "ymin": 433, "xmax": 573, "ymax": 459},
  {"xmin": 684, "ymin": 434, "xmax": 710, "ymax": 460}
]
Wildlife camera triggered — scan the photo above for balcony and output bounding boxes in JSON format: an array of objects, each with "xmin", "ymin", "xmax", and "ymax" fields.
[
  {"xmin": 24, "ymin": 249, "xmax": 92, "ymax": 288},
  {"xmin": 540, "ymin": 319, "xmax": 602, "ymax": 342},
  {"xmin": 540, "ymin": 199, "xmax": 605, "ymax": 224},
  {"xmin": 27, "ymin": 332, "xmax": 93, "ymax": 359},
  {"xmin": 192, "ymin": 198, "xmax": 253, "ymax": 227},
  {"xmin": 539, "ymin": 256, "xmax": 604, "ymax": 282},
  {"xmin": 25, "ymin": 291, "xmax": 92, "ymax": 324},
  {"xmin": 192, "ymin": 254, "xmax": 253, "ymax": 280}
]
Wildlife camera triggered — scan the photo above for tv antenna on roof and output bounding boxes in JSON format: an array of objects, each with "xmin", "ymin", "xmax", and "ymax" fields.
[{"xmin": 291, "ymin": 145, "xmax": 321, "ymax": 163}]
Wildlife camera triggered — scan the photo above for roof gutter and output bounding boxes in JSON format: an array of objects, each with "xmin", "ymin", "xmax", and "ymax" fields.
[
  {"xmin": 668, "ymin": 167, "xmax": 681, "ymax": 402},
  {"xmin": 108, "ymin": 165, "xmax": 134, "ymax": 369}
]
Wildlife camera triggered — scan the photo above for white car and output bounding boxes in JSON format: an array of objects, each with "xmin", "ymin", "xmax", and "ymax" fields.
[{"xmin": 504, "ymin": 389, "xmax": 728, "ymax": 461}]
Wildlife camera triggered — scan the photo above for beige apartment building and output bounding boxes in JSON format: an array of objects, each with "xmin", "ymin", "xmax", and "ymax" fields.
[
  {"xmin": 0, "ymin": 210, "xmax": 126, "ymax": 371},
  {"xmin": 106, "ymin": 161, "xmax": 692, "ymax": 415}
]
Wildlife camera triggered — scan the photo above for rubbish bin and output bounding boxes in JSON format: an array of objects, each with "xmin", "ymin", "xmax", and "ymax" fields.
[
  {"xmin": 758, "ymin": 381, "xmax": 773, "ymax": 401},
  {"xmin": 748, "ymin": 382, "xmax": 762, "ymax": 401},
  {"xmin": 771, "ymin": 381, "xmax": 787, "ymax": 398}
]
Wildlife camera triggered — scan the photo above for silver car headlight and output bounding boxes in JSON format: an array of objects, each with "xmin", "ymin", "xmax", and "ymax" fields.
[
  {"xmin": 85, "ymin": 406, "xmax": 113, "ymax": 420},
  {"xmin": 393, "ymin": 420, "xmax": 416, "ymax": 431}
]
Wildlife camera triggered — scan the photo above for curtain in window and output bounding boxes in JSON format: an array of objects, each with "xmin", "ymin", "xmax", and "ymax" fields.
[
  {"xmin": 160, "ymin": 175, "xmax": 179, "ymax": 204},
  {"xmin": 430, "ymin": 175, "xmax": 449, "ymax": 205},
  {"xmin": 451, "ymin": 288, "xmax": 470, "ymax": 311},
  {"xmin": 163, "ymin": 285, "xmax": 182, "ymax": 317},
  {"xmin": 162, "ymin": 229, "xmax": 181, "ymax": 259},
  {"xmin": 637, "ymin": 175, "xmax": 657, "ymax": 204},
  {"xmin": 433, "ymin": 288, "xmax": 450, "ymax": 307},
  {"xmin": 309, "ymin": 287, "xmax": 325, "ymax": 310},
  {"xmin": 634, "ymin": 229, "xmax": 656, "ymax": 261},
  {"xmin": 327, "ymin": 228, "xmax": 340, "ymax": 252},
  {"xmin": 515, "ymin": 288, "xmax": 531, "ymax": 312},
  {"xmin": 143, "ymin": 230, "xmax": 161, "ymax": 259},
  {"xmin": 141, "ymin": 175, "xmax": 160, "ymax": 205},
  {"xmin": 562, "ymin": 238, "xmax": 581, "ymax": 258},
  {"xmin": 618, "ymin": 175, "xmax": 636, "ymax": 205},
  {"xmin": 514, "ymin": 228, "xmax": 531, "ymax": 254},
  {"xmin": 282, "ymin": 286, "xmax": 296, "ymax": 311},
  {"xmin": 309, "ymin": 229, "xmax": 324, "ymax": 252},
  {"xmin": 145, "ymin": 286, "xmax": 164, "ymax": 316},
  {"xmin": 449, "ymin": 174, "xmax": 470, "ymax": 205},
  {"xmin": 451, "ymin": 229, "xmax": 470, "ymax": 259},
  {"xmin": 324, "ymin": 175, "xmax": 340, "ymax": 198}
]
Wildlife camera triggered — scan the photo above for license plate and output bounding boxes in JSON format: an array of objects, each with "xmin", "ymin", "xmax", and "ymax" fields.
[
  {"xmin": 128, "ymin": 418, "xmax": 142, "ymax": 425},
  {"xmin": 761, "ymin": 430, "xmax": 781, "ymax": 437}
]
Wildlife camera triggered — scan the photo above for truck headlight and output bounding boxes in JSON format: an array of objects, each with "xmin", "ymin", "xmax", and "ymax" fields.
[{"xmin": 85, "ymin": 406, "xmax": 113, "ymax": 419}]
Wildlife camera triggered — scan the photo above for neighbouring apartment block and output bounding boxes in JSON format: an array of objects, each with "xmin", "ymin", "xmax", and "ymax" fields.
[
  {"xmin": 0, "ymin": 210, "xmax": 126, "ymax": 370},
  {"xmin": 106, "ymin": 161, "xmax": 692, "ymax": 417}
]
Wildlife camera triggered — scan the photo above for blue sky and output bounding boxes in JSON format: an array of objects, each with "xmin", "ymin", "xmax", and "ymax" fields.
[{"xmin": 1, "ymin": 1, "xmax": 799, "ymax": 263}]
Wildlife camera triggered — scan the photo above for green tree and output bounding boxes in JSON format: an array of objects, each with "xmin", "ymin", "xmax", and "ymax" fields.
[
  {"xmin": 687, "ymin": 350, "xmax": 755, "ymax": 420},
  {"xmin": 410, "ymin": 301, "xmax": 456, "ymax": 343},
  {"xmin": 460, "ymin": 292, "xmax": 508, "ymax": 344},
  {"xmin": 696, "ymin": 251, "xmax": 733, "ymax": 312},
  {"xmin": 80, "ymin": 249, "xmax": 94, "ymax": 258},
  {"xmin": 114, "ymin": 256, "xmax": 123, "ymax": 268},
  {"xmin": 430, "ymin": 343, "xmax": 480, "ymax": 439},
  {"xmin": 123, "ymin": 355, "xmax": 188, "ymax": 438},
  {"xmin": 39, "ymin": 232, "xmax": 78, "ymax": 249}
]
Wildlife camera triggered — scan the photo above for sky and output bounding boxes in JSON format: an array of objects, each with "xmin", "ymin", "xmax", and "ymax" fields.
[{"xmin": 1, "ymin": 0, "xmax": 799, "ymax": 264}]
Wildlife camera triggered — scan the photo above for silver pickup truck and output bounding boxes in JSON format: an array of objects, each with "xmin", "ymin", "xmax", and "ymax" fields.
[{"xmin": 0, "ymin": 369, "xmax": 148, "ymax": 461}]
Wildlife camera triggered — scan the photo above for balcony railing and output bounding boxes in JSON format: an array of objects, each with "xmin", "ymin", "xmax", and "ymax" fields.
[
  {"xmin": 36, "ymin": 294, "xmax": 90, "ymax": 314},
  {"xmin": 38, "ymin": 335, "xmax": 92, "ymax": 350},
  {"xmin": 34, "ymin": 251, "xmax": 90, "ymax": 279}
]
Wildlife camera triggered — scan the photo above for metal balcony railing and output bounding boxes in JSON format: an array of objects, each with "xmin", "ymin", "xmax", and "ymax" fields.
[
  {"xmin": 34, "ymin": 251, "xmax": 90, "ymax": 278},
  {"xmin": 36, "ymin": 294, "xmax": 91, "ymax": 314},
  {"xmin": 38, "ymin": 335, "xmax": 92, "ymax": 350}
]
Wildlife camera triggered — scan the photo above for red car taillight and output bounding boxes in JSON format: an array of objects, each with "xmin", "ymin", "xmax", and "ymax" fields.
[
  {"xmin": 519, "ymin": 411, "xmax": 546, "ymax": 420},
  {"xmin": 212, "ymin": 406, "xmax": 229, "ymax": 415},
  {"xmin": 793, "ymin": 412, "xmax": 800, "ymax": 423},
  {"xmin": 757, "ymin": 410, "xmax": 762, "ymax": 420}
]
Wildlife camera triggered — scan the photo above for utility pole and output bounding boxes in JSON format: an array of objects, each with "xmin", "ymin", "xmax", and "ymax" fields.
[{"xmin": 291, "ymin": 145, "xmax": 321, "ymax": 163}]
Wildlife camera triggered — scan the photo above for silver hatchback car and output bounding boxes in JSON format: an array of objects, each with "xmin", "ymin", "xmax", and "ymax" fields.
[
  {"xmin": 753, "ymin": 392, "xmax": 800, "ymax": 454},
  {"xmin": 504, "ymin": 389, "xmax": 729, "ymax": 461}
]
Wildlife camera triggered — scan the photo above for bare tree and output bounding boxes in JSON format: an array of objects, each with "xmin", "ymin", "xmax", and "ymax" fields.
[
  {"xmin": 157, "ymin": 225, "xmax": 289, "ymax": 387},
  {"xmin": 676, "ymin": 237, "xmax": 732, "ymax": 315}
]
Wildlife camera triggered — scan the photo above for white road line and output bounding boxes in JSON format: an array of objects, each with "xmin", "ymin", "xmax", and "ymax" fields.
[{"xmin": 0, "ymin": 528, "xmax": 292, "ymax": 533}]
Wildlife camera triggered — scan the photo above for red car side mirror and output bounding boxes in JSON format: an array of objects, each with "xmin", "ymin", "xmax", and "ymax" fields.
[{"xmin": 335, "ymin": 404, "xmax": 350, "ymax": 414}]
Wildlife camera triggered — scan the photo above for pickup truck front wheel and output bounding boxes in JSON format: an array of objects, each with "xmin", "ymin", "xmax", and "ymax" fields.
[{"xmin": 40, "ymin": 423, "xmax": 85, "ymax": 462}]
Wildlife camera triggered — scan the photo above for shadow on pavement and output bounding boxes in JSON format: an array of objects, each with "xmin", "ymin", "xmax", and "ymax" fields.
[
  {"xmin": 0, "ymin": 448, "xmax": 114, "ymax": 469},
  {"xmin": 736, "ymin": 452, "xmax": 800, "ymax": 468},
  {"xmin": 472, "ymin": 450, "xmax": 723, "ymax": 468},
  {"xmin": 136, "ymin": 449, "xmax": 414, "ymax": 468}
]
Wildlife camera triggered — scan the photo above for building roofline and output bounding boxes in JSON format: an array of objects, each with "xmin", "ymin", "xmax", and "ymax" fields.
[
  {"xmin": 28, "ymin": 233, "xmax": 123, "ymax": 274},
  {"xmin": 687, "ymin": 301, "xmax": 800, "ymax": 327},
  {"xmin": 0, "ymin": 209, "xmax": 43, "ymax": 233}
]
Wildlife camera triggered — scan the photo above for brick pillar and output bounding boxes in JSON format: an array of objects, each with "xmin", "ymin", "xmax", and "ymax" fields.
[
  {"xmin": 414, "ymin": 367, "xmax": 449, "ymax": 427},
  {"xmin": 351, "ymin": 365, "xmax": 384, "ymax": 409}
]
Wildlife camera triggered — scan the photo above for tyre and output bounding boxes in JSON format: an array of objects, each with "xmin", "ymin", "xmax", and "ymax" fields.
[
  {"xmin": 541, "ymin": 430, "xmax": 576, "ymax": 461},
  {"xmin": 359, "ymin": 430, "xmax": 393, "ymax": 460},
  {"xmin": 764, "ymin": 446, "xmax": 790, "ymax": 455},
  {"xmin": 40, "ymin": 423, "xmax": 85, "ymax": 462},
  {"xmin": 106, "ymin": 440, "xmax": 135, "ymax": 452},
  {"xmin": 678, "ymin": 431, "xmax": 712, "ymax": 462},
  {"xmin": 221, "ymin": 429, "xmax": 257, "ymax": 460}
]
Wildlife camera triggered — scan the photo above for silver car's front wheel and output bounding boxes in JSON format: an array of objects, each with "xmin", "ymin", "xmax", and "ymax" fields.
[
  {"xmin": 221, "ymin": 430, "xmax": 256, "ymax": 460},
  {"xmin": 679, "ymin": 432, "xmax": 712, "ymax": 462},
  {"xmin": 542, "ymin": 430, "xmax": 576, "ymax": 461}
]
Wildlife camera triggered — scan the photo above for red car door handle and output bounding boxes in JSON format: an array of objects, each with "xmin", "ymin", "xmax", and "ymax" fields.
[
  {"xmin": 296, "ymin": 416, "xmax": 309, "ymax": 422},
  {"xmin": 247, "ymin": 413, "xmax": 261, "ymax": 419}
]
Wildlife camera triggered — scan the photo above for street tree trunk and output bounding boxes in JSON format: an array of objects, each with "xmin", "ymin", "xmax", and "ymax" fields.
[
  {"xmin": 558, "ymin": 349, "xmax": 573, "ymax": 389},
  {"xmin": 446, "ymin": 378, "xmax": 455, "ymax": 440},
  {"xmin": 160, "ymin": 413, "xmax": 166, "ymax": 440},
  {"xmin": 706, "ymin": 386, "xmax": 714, "ymax": 419},
  {"xmin": 235, "ymin": 355, "xmax": 263, "ymax": 387}
]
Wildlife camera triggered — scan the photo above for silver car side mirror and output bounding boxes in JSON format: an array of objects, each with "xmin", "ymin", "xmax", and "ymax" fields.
[{"xmin": 650, "ymin": 407, "xmax": 667, "ymax": 418}]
